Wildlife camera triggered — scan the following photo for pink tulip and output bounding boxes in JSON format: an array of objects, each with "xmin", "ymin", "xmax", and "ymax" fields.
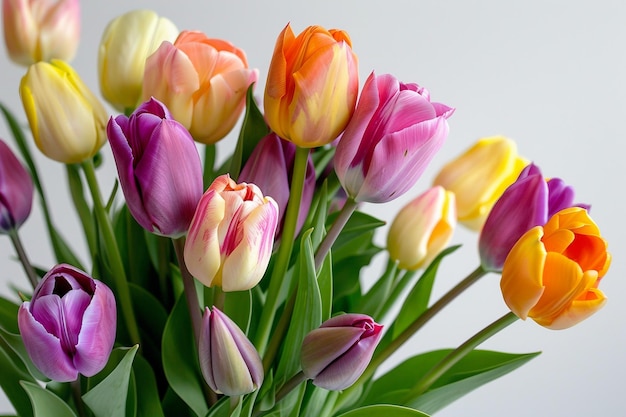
[{"xmin": 0, "ymin": 139, "xmax": 33, "ymax": 233}]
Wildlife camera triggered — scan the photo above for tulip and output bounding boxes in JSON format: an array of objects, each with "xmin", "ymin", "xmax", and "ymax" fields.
[
  {"xmin": 98, "ymin": 9, "xmax": 178, "ymax": 111},
  {"xmin": 334, "ymin": 72, "xmax": 454, "ymax": 204},
  {"xmin": 387, "ymin": 186, "xmax": 456, "ymax": 270},
  {"xmin": 433, "ymin": 136, "xmax": 528, "ymax": 230},
  {"xmin": 264, "ymin": 23, "xmax": 359, "ymax": 148},
  {"xmin": 301, "ymin": 313, "xmax": 383, "ymax": 390},
  {"xmin": 18, "ymin": 264, "xmax": 116, "ymax": 382},
  {"xmin": 142, "ymin": 30, "xmax": 258, "ymax": 144},
  {"xmin": 2, "ymin": 0, "xmax": 80, "ymax": 66},
  {"xmin": 20, "ymin": 60, "xmax": 108, "ymax": 163},
  {"xmin": 479, "ymin": 163, "xmax": 586, "ymax": 272},
  {"xmin": 238, "ymin": 133, "xmax": 315, "ymax": 239},
  {"xmin": 184, "ymin": 174, "xmax": 279, "ymax": 291},
  {"xmin": 199, "ymin": 307, "xmax": 263, "ymax": 396},
  {"xmin": 501, "ymin": 207, "xmax": 610, "ymax": 330},
  {"xmin": 0, "ymin": 139, "xmax": 33, "ymax": 233},
  {"xmin": 107, "ymin": 97, "xmax": 203, "ymax": 237}
]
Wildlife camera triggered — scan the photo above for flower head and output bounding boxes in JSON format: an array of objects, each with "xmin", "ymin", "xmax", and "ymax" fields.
[{"xmin": 0, "ymin": 139, "xmax": 33, "ymax": 233}]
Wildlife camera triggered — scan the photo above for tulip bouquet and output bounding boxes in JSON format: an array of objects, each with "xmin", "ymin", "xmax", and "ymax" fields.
[{"xmin": 0, "ymin": 2, "xmax": 612, "ymax": 417}]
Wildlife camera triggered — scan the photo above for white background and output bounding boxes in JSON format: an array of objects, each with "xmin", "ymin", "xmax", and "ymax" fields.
[{"xmin": 1, "ymin": 1, "xmax": 624, "ymax": 416}]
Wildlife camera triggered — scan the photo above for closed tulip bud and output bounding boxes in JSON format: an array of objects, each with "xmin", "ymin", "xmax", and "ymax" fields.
[
  {"xmin": 142, "ymin": 30, "xmax": 258, "ymax": 144},
  {"xmin": 199, "ymin": 307, "xmax": 263, "ymax": 396},
  {"xmin": 18, "ymin": 264, "xmax": 116, "ymax": 382},
  {"xmin": 107, "ymin": 97, "xmax": 203, "ymax": 238},
  {"xmin": 238, "ymin": 133, "xmax": 315, "ymax": 239},
  {"xmin": 184, "ymin": 174, "xmax": 279, "ymax": 291},
  {"xmin": 501, "ymin": 207, "xmax": 610, "ymax": 330},
  {"xmin": 98, "ymin": 9, "xmax": 178, "ymax": 111},
  {"xmin": 334, "ymin": 72, "xmax": 454, "ymax": 203},
  {"xmin": 20, "ymin": 60, "xmax": 108, "ymax": 163},
  {"xmin": 264, "ymin": 23, "xmax": 359, "ymax": 148},
  {"xmin": 479, "ymin": 163, "xmax": 586, "ymax": 272},
  {"xmin": 433, "ymin": 136, "xmax": 528, "ymax": 230},
  {"xmin": 3, "ymin": 0, "xmax": 80, "ymax": 66},
  {"xmin": 387, "ymin": 186, "xmax": 456, "ymax": 270},
  {"xmin": 301, "ymin": 314, "xmax": 383, "ymax": 390},
  {"xmin": 0, "ymin": 139, "xmax": 33, "ymax": 233}
]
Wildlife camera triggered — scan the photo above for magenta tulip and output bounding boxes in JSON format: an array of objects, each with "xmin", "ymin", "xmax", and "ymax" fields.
[
  {"xmin": 334, "ymin": 72, "xmax": 454, "ymax": 203},
  {"xmin": 18, "ymin": 264, "xmax": 116, "ymax": 382},
  {"xmin": 107, "ymin": 97, "xmax": 203, "ymax": 237},
  {"xmin": 0, "ymin": 139, "xmax": 33, "ymax": 233}
]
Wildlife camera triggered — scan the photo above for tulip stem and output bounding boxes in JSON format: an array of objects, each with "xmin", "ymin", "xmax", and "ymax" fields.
[
  {"xmin": 8, "ymin": 229, "xmax": 38, "ymax": 289},
  {"xmin": 81, "ymin": 160, "xmax": 141, "ymax": 347},
  {"xmin": 252, "ymin": 371, "xmax": 308, "ymax": 416},
  {"xmin": 314, "ymin": 197, "xmax": 359, "ymax": 271},
  {"xmin": 71, "ymin": 379, "xmax": 87, "ymax": 417},
  {"xmin": 403, "ymin": 311, "xmax": 519, "ymax": 401},
  {"xmin": 254, "ymin": 147, "xmax": 310, "ymax": 355}
]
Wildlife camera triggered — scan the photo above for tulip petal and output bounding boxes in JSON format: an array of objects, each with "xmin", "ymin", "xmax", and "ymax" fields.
[
  {"xmin": 543, "ymin": 287, "xmax": 607, "ymax": 330},
  {"xmin": 301, "ymin": 327, "xmax": 364, "ymax": 377}
]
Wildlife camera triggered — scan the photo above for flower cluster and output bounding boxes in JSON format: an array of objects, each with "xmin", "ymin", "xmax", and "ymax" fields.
[{"xmin": 0, "ymin": 3, "xmax": 611, "ymax": 417}]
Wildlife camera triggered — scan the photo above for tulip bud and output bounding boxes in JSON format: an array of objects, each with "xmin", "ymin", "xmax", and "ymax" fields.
[
  {"xmin": 20, "ymin": 60, "xmax": 108, "ymax": 163},
  {"xmin": 264, "ymin": 23, "xmax": 359, "ymax": 148},
  {"xmin": 98, "ymin": 9, "xmax": 178, "ymax": 111},
  {"xmin": 0, "ymin": 139, "xmax": 33, "ymax": 233},
  {"xmin": 238, "ymin": 133, "xmax": 315, "ymax": 239},
  {"xmin": 501, "ymin": 207, "xmax": 610, "ymax": 330},
  {"xmin": 479, "ymin": 163, "xmax": 586, "ymax": 272},
  {"xmin": 387, "ymin": 186, "xmax": 456, "ymax": 270},
  {"xmin": 142, "ymin": 30, "xmax": 258, "ymax": 144},
  {"xmin": 18, "ymin": 264, "xmax": 116, "ymax": 382},
  {"xmin": 3, "ymin": 0, "xmax": 80, "ymax": 66},
  {"xmin": 334, "ymin": 72, "xmax": 454, "ymax": 203},
  {"xmin": 433, "ymin": 136, "xmax": 528, "ymax": 230},
  {"xmin": 184, "ymin": 174, "xmax": 279, "ymax": 291},
  {"xmin": 107, "ymin": 97, "xmax": 203, "ymax": 238},
  {"xmin": 300, "ymin": 314, "xmax": 383, "ymax": 390},
  {"xmin": 199, "ymin": 307, "xmax": 263, "ymax": 396}
]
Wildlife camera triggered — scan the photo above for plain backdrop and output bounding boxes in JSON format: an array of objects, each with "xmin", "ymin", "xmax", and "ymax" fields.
[{"xmin": 1, "ymin": 1, "xmax": 624, "ymax": 416}]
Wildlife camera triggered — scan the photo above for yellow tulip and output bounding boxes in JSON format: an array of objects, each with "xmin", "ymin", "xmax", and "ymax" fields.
[
  {"xmin": 98, "ymin": 10, "xmax": 178, "ymax": 111},
  {"xmin": 387, "ymin": 186, "xmax": 456, "ymax": 270},
  {"xmin": 501, "ymin": 207, "xmax": 611, "ymax": 330},
  {"xmin": 264, "ymin": 24, "xmax": 359, "ymax": 148},
  {"xmin": 20, "ymin": 60, "xmax": 107, "ymax": 163},
  {"xmin": 433, "ymin": 136, "xmax": 528, "ymax": 230}
]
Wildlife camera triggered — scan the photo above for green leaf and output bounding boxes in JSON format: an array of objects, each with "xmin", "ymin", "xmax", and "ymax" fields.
[
  {"xmin": 336, "ymin": 405, "xmax": 430, "ymax": 417},
  {"xmin": 205, "ymin": 396, "xmax": 231, "ymax": 417},
  {"xmin": 224, "ymin": 290, "xmax": 252, "ymax": 334},
  {"xmin": 274, "ymin": 230, "xmax": 322, "ymax": 385},
  {"xmin": 132, "ymin": 354, "xmax": 165, "ymax": 417},
  {"xmin": 162, "ymin": 293, "xmax": 208, "ymax": 417},
  {"xmin": 0, "ymin": 343, "xmax": 35, "ymax": 417},
  {"xmin": 65, "ymin": 164, "xmax": 97, "ymax": 257},
  {"xmin": 82, "ymin": 345, "xmax": 139, "ymax": 417},
  {"xmin": 0, "ymin": 296, "xmax": 19, "ymax": 334},
  {"xmin": 20, "ymin": 381, "xmax": 76, "ymax": 417},
  {"xmin": 355, "ymin": 259, "xmax": 398, "ymax": 319},
  {"xmin": 363, "ymin": 349, "xmax": 540, "ymax": 414},
  {"xmin": 0, "ymin": 327, "xmax": 47, "ymax": 380},
  {"xmin": 317, "ymin": 253, "xmax": 333, "ymax": 321}
]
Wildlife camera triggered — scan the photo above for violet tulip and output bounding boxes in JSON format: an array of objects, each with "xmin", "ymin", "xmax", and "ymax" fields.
[
  {"xmin": 18, "ymin": 264, "xmax": 116, "ymax": 382},
  {"xmin": 479, "ymin": 163, "xmax": 586, "ymax": 271},
  {"xmin": 184, "ymin": 174, "xmax": 279, "ymax": 291},
  {"xmin": 238, "ymin": 133, "xmax": 315, "ymax": 239},
  {"xmin": 107, "ymin": 97, "xmax": 203, "ymax": 237},
  {"xmin": 199, "ymin": 307, "xmax": 264, "ymax": 396},
  {"xmin": 0, "ymin": 139, "xmax": 33, "ymax": 233},
  {"xmin": 300, "ymin": 314, "xmax": 383, "ymax": 390},
  {"xmin": 334, "ymin": 72, "xmax": 454, "ymax": 204}
]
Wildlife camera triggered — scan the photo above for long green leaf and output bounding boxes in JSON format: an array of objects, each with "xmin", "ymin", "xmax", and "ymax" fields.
[
  {"xmin": 20, "ymin": 381, "xmax": 76, "ymax": 417},
  {"xmin": 0, "ymin": 296, "xmax": 19, "ymax": 334},
  {"xmin": 0, "ymin": 343, "xmax": 34, "ymax": 417},
  {"xmin": 0, "ymin": 327, "xmax": 47, "ymax": 380},
  {"xmin": 132, "ymin": 354, "xmax": 165, "ymax": 417},
  {"xmin": 336, "ymin": 404, "xmax": 430, "ymax": 417}
]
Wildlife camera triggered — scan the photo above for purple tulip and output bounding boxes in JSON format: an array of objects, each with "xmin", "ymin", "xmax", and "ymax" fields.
[
  {"xmin": 0, "ymin": 139, "xmax": 33, "ymax": 233},
  {"xmin": 18, "ymin": 264, "xmax": 116, "ymax": 382},
  {"xmin": 107, "ymin": 97, "xmax": 203, "ymax": 237},
  {"xmin": 479, "ymin": 163, "xmax": 586, "ymax": 271},
  {"xmin": 199, "ymin": 307, "xmax": 264, "ymax": 396},
  {"xmin": 334, "ymin": 72, "xmax": 454, "ymax": 203},
  {"xmin": 238, "ymin": 133, "xmax": 315, "ymax": 239},
  {"xmin": 300, "ymin": 314, "xmax": 383, "ymax": 390}
]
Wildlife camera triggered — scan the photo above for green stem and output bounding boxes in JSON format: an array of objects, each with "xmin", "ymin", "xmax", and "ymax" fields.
[
  {"xmin": 81, "ymin": 160, "xmax": 141, "ymax": 347},
  {"xmin": 377, "ymin": 268, "xmax": 418, "ymax": 321},
  {"xmin": 71, "ymin": 379, "xmax": 87, "ymax": 417},
  {"xmin": 8, "ymin": 229, "xmax": 38, "ymax": 289},
  {"xmin": 262, "ymin": 286, "xmax": 297, "ymax": 371},
  {"xmin": 156, "ymin": 236, "xmax": 172, "ymax": 308},
  {"xmin": 314, "ymin": 198, "xmax": 358, "ymax": 271},
  {"xmin": 404, "ymin": 311, "xmax": 519, "ymax": 400},
  {"xmin": 254, "ymin": 146, "xmax": 309, "ymax": 355},
  {"xmin": 253, "ymin": 371, "xmax": 308, "ymax": 417},
  {"xmin": 203, "ymin": 144, "xmax": 217, "ymax": 187}
]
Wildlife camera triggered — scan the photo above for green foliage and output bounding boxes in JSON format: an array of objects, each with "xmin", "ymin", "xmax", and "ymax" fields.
[
  {"xmin": 335, "ymin": 405, "xmax": 430, "ymax": 417},
  {"xmin": 20, "ymin": 381, "xmax": 76, "ymax": 417}
]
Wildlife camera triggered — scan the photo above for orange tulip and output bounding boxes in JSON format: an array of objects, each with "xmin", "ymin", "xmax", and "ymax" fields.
[
  {"xmin": 264, "ymin": 24, "xmax": 358, "ymax": 148},
  {"xmin": 501, "ymin": 207, "xmax": 611, "ymax": 330}
]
